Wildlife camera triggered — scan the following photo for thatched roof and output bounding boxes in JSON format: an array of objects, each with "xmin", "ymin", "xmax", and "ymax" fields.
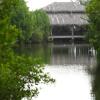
[
  {"xmin": 42, "ymin": 2, "xmax": 88, "ymax": 25},
  {"xmin": 42, "ymin": 2, "xmax": 85, "ymax": 13},
  {"xmin": 48, "ymin": 13, "xmax": 88, "ymax": 25}
]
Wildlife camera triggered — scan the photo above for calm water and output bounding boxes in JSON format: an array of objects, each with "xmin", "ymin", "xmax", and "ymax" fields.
[{"xmin": 19, "ymin": 44, "xmax": 96, "ymax": 100}]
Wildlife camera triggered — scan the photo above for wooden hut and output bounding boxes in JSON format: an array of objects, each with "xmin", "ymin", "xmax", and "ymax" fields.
[{"xmin": 42, "ymin": 2, "xmax": 88, "ymax": 43}]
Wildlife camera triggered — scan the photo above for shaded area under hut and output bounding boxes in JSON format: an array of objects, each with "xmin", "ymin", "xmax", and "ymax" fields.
[{"xmin": 42, "ymin": 2, "xmax": 88, "ymax": 44}]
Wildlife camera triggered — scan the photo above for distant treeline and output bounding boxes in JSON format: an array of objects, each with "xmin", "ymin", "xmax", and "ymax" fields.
[{"xmin": 3, "ymin": 0, "xmax": 51, "ymax": 43}]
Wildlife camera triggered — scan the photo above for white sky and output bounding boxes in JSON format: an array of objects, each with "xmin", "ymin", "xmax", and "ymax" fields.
[{"xmin": 25, "ymin": 0, "xmax": 77, "ymax": 11}]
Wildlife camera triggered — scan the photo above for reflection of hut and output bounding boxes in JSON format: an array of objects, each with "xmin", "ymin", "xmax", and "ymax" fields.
[
  {"xmin": 50, "ymin": 45, "xmax": 96, "ymax": 66},
  {"xmin": 42, "ymin": 2, "xmax": 88, "ymax": 43}
]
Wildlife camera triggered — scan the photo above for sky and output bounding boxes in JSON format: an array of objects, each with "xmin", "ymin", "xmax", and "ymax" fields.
[{"xmin": 25, "ymin": 0, "xmax": 77, "ymax": 11}]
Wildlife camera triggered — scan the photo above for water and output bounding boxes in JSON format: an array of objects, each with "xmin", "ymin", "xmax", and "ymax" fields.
[
  {"xmin": 18, "ymin": 44, "xmax": 96, "ymax": 100},
  {"xmin": 34, "ymin": 66, "xmax": 91, "ymax": 100}
]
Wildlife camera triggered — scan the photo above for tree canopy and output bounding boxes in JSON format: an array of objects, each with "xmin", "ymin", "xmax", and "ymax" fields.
[
  {"xmin": 86, "ymin": 0, "xmax": 100, "ymax": 51},
  {"xmin": 0, "ymin": 0, "xmax": 51, "ymax": 43},
  {"xmin": 30, "ymin": 10, "xmax": 51, "ymax": 42}
]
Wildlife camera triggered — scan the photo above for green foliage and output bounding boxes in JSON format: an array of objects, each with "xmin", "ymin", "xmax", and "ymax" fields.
[
  {"xmin": 0, "ymin": 50, "xmax": 54, "ymax": 100},
  {"xmin": 0, "ymin": 0, "xmax": 51, "ymax": 43},
  {"xmin": 10, "ymin": 0, "xmax": 34, "ymax": 41},
  {"xmin": 30, "ymin": 10, "xmax": 51, "ymax": 42},
  {"xmin": 5, "ymin": 0, "xmax": 51, "ymax": 43},
  {"xmin": 0, "ymin": 0, "xmax": 55, "ymax": 100},
  {"xmin": 86, "ymin": 0, "xmax": 100, "ymax": 50},
  {"xmin": 86, "ymin": 1, "xmax": 100, "ymax": 100},
  {"xmin": 0, "ymin": 0, "xmax": 20, "ymax": 47}
]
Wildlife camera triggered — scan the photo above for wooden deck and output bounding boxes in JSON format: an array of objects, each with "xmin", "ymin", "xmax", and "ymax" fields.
[{"xmin": 48, "ymin": 35, "xmax": 85, "ymax": 39}]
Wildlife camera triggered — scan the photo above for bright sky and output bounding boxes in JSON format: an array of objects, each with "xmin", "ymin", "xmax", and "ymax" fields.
[{"xmin": 25, "ymin": 0, "xmax": 77, "ymax": 11}]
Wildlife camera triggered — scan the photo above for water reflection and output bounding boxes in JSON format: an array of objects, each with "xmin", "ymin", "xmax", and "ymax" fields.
[
  {"xmin": 17, "ymin": 44, "xmax": 96, "ymax": 100},
  {"xmin": 16, "ymin": 44, "xmax": 96, "ymax": 66},
  {"xmin": 50, "ymin": 44, "xmax": 96, "ymax": 66}
]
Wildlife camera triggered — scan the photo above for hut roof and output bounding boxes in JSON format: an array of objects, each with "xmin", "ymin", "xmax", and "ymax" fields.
[
  {"xmin": 48, "ymin": 13, "xmax": 88, "ymax": 25},
  {"xmin": 42, "ymin": 2, "xmax": 88, "ymax": 25},
  {"xmin": 42, "ymin": 2, "xmax": 85, "ymax": 13}
]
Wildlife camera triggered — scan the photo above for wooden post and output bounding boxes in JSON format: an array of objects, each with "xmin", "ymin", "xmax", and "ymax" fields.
[
  {"xmin": 51, "ymin": 26, "xmax": 53, "ymax": 41},
  {"xmin": 72, "ymin": 25, "xmax": 74, "ymax": 39},
  {"xmin": 71, "ymin": 25, "xmax": 74, "ymax": 44}
]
